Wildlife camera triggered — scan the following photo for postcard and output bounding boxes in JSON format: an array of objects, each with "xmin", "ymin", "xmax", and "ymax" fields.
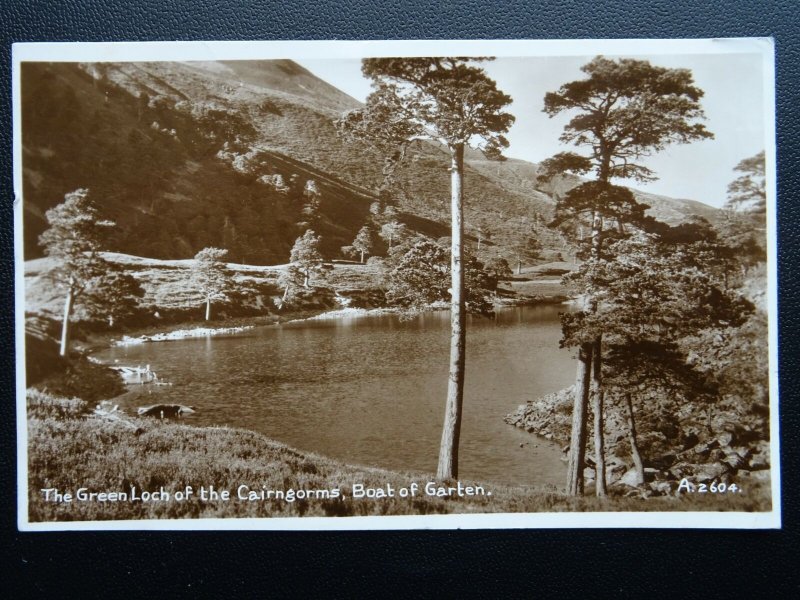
[{"xmin": 13, "ymin": 38, "xmax": 779, "ymax": 530}]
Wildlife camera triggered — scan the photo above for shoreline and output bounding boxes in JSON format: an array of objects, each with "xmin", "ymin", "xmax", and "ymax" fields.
[
  {"xmin": 114, "ymin": 325, "xmax": 257, "ymax": 346},
  {"xmin": 101, "ymin": 295, "xmax": 573, "ymax": 348}
]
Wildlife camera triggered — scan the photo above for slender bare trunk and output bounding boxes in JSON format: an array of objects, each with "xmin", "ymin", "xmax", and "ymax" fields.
[
  {"xmin": 205, "ymin": 296, "xmax": 211, "ymax": 321},
  {"xmin": 625, "ymin": 393, "xmax": 645, "ymax": 485},
  {"xmin": 437, "ymin": 143, "xmax": 466, "ymax": 480},
  {"xmin": 59, "ymin": 287, "xmax": 74, "ymax": 357},
  {"xmin": 566, "ymin": 342, "xmax": 592, "ymax": 495},
  {"xmin": 589, "ymin": 211, "xmax": 606, "ymax": 496},
  {"xmin": 592, "ymin": 337, "xmax": 607, "ymax": 497},
  {"xmin": 360, "ymin": 250, "xmax": 365, "ymax": 263},
  {"xmin": 566, "ymin": 210, "xmax": 604, "ymax": 495},
  {"xmin": 303, "ymin": 269, "xmax": 309, "ymax": 288}
]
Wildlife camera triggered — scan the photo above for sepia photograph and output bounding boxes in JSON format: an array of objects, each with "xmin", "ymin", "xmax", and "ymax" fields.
[{"xmin": 13, "ymin": 38, "xmax": 779, "ymax": 530}]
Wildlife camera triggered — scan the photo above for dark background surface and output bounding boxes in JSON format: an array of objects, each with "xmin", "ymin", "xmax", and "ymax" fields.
[{"xmin": 1, "ymin": 1, "xmax": 798, "ymax": 596}]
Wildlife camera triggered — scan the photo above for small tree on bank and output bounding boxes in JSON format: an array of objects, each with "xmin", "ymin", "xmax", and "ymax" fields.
[
  {"xmin": 338, "ymin": 57, "xmax": 514, "ymax": 479},
  {"xmin": 290, "ymin": 229, "xmax": 323, "ymax": 288},
  {"xmin": 380, "ymin": 220, "xmax": 406, "ymax": 251},
  {"xmin": 190, "ymin": 247, "xmax": 234, "ymax": 321},
  {"xmin": 82, "ymin": 261, "xmax": 145, "ymax": 328},
  {"xmin": 351, "ymin": 225, "xmax": 375, "ymax": 263},
  {"xmin": 387, "ymin": 239, "xmax": 494, "ymax": 317},
  {"xmin": 39, "ymin": 189, "xmax": 116, "ymax": 356}
]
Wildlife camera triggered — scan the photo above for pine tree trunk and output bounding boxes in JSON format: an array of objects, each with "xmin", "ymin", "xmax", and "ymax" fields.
[
  {"xmin": 59, "ymin": 287, "xmax": 74, "ymax": 357},
  {"xmin": 360, "ymin": 250, "xmax": 365, "ymax": 263},
  {"xmin": 566, "ymin": 342, "xmax": 592, "ymax": 495},
  {"xmin": 625, "ymin": 393, "xmax": 645, "ymax": 485},
  {"xmin": 303, "ymin": 269, "xmax": 309, "ymax": 288},
  {"xmin": 566, "ymin": 210, "xmax": 604, "ymax": 496},
  {"xmin": 437, "ymin": 143, "xmax": 466, "ymax": 480},
  {"xmin": 205, "ymin": 296, "xmax": 211, "ymax": 321},
  {"xmin": 592, "ymin": 337, "xmax": 607, "ymax": 497}
]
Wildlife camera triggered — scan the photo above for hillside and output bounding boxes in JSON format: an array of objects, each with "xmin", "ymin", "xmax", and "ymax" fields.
[{"xmin": 21, "ymin": 59, "xmax": 719, "ymax": 267}]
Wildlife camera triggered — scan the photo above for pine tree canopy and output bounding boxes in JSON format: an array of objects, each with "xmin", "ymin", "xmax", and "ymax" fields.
[{"xmin": 338, "ymin": 57, "xmax": 514, "ymax": 159}]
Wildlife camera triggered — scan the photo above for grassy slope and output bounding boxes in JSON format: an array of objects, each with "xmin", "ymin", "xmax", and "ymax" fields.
[{"xmin": 27, "ymin": 390, "xmax": 770, "ymax": 522}]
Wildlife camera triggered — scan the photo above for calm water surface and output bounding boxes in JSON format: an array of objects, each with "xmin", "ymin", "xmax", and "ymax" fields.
[{"xmin": 95, "ymin": 305, "xmax": 576, "ymax": 487}]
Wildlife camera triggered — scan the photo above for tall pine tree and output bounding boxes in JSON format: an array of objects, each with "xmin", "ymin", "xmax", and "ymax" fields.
[
  {"xmin": 338, "ymin": 58, "xmax": 514, "ymax": 479},
  {"xmin": 539, "ymin": 57, "xmax": 713, "ymax": 495}
]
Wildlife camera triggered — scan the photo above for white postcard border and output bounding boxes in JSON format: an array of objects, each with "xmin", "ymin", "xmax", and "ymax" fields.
[{"xmin": 12, "ymin": 37, "xmax": 780, "ymax": 531}]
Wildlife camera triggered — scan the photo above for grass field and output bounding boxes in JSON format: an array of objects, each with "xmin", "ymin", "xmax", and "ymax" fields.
[{"xmin": 27, "ymin": 390, "xmax": 771, "ymax": 522}]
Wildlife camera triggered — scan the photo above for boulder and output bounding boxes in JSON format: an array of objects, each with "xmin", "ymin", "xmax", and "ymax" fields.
[
  {"xmin": 694, "ymin": 462, "xmax": 730, "ymax": 482},
  {"xmin": 668, "ymin": 462, "xmax": 695, "ymax": 479},
  {"xmin": 648, "ymin": 481, "xmax": 673, "ymax": 496},
  {"xmin": 618, "ymin": 468, "xmax": 644, "ymax": 488},
  {"xmin": 644, "ymin": 467, "xmax": 664, "ymax": 482},
  {"xmin": 708, "ymin": 448, "xmax": 727, "ymax": 463},
  {"xmin": 731, "ymin": 446, "xmax": 753, "ymax": 462},
  {"xmin": 717, "ymin": 431, "xmax": 736, "ymax": 448},
  {"xmin": 722, "ymin": 449, "xmax": 747, "ymax": 470}
]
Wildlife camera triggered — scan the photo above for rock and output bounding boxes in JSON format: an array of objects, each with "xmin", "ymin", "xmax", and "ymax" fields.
[
  {"xmin": 649, "ymin": 481, "xmax": 672, "ymax": 496},
  {"xmin": 722, "ymin": 450, "xmax": 747, "ymax": 470},
  {"xmin": 607, "ymin": 463, "xmax": 626, "ymax": 484},
  {"xmin": 668, "ymin": 462, "xmax": 694, "ymax": 479},
  {"xmin": 678, "ymin": 440, "xmax": 716, "ymax": 462},
  {"xmin": 669, "ymin": 461, "xmax": 727, "ymax": 480},
  {"xmin": 749, "ymin": 455, "xmax": 770, "ymax": 471},
  {"xmin": 618, "ymin": 468, "xmax": 644, "ymax": 487},
  {"xmin": 708, "ymin": 448, "xmax": 727, "ymax": 463},
  {"xmin": 648, "ymin": 453, "xmax": 677, "ymax": 470},
  {"xmin": 694, "ymin": 462, "xmax": 730, "ymax": 482},
  {"xmin": 731, "ymin": 446, "xmax": 753, "ymax": 462},
  {"xmin": 644, "ymin": 467, "xmax": 666, "ymax": 482},
  {"xmin": 717, "ymin": 431, "xmax": 735, "ymax": 447}
]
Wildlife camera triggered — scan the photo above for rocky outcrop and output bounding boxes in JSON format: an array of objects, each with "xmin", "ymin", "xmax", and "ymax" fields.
[{"xmin": 505, "ymin": 386, "xmax": 771, "ymax": 496}]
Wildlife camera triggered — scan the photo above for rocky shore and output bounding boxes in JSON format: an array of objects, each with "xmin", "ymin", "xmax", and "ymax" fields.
[{"xmin": 505, "ymin": 387, "xmax": 772, "ymax": 498}]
